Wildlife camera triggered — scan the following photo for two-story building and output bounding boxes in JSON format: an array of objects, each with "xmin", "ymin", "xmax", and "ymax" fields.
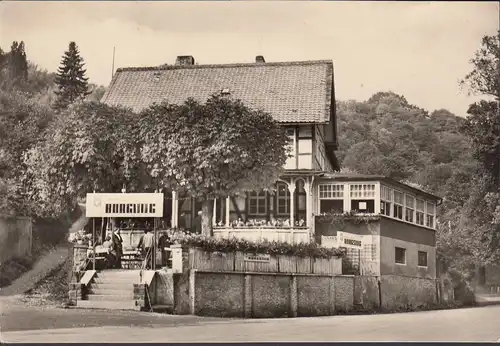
[{"xmin": 102, "ymin": 55, "xmax": 441, "ymax": 285}]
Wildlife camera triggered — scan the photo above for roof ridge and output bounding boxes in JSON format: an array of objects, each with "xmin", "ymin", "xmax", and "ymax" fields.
[{"xmin": 116, "ymin": 60, "xmax": 333, "ymax": 73}]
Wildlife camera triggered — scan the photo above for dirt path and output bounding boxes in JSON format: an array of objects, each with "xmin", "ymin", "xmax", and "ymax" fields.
[
  {"xmin": 0, "ymin": 206, "xmax": 87, "ymax": 297},
  {"xmin": 0, "ymin": 245, "xmax": 70, "ymax": 297}
]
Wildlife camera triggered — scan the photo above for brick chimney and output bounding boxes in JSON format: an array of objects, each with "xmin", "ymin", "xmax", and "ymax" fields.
[
  {"xmin": 175, "ymin": 56, "xmax": 195, "ymax": 66},
  {"xmin": 255, "ymin": 55, "xmax": 266, "ymax": 63}
]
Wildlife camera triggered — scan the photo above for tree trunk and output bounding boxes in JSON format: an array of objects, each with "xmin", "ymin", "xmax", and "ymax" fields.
[{"xmin": 201, "ymin": 198, "xmax": 214, "ymax": 237}]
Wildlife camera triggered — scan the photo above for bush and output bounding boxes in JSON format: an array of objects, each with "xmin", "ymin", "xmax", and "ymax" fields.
[
  {"xmin": 0, "ymin": 256, "xmax": 34, "ymax": 287},
  {"xmin": 448, "ymin": 268, "xmax": 476, "ymax": 306}
]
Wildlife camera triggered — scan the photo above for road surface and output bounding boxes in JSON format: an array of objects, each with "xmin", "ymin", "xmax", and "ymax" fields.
[{"xmin": 1, "ymin": 297, "xmax": 500, "ymax": 343}]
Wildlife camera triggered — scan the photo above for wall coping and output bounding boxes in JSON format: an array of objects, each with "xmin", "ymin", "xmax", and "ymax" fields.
[{"xmin": 193, "ymin": 270, "xmax": 351, "ymax": 278}]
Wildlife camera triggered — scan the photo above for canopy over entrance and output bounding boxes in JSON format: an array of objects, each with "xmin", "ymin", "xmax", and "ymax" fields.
[{"xmin": 85, "ymin": 193, "xmax": 164, "ymax": 271}]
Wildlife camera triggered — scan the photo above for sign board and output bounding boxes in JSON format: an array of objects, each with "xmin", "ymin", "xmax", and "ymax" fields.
[
  {"xmin": 244, "ymin": 254, "xmax": 271, "ymax": 263},
  {"xmin": 321, "ymin": 235, "xmax": 338, "ymax": 249},
  {"xmin": 337, "ymin": 231, "xmax": 363, "ymax": 249},
  {"xmin": 85, "ymin": 193, "xmax": 164, "ymax": 218}
]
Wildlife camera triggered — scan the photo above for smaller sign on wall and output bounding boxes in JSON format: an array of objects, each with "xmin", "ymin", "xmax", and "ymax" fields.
[
  {"xmin": 321, "ymin": 235, "xmax": 338, "ymax": 249},
  {"xmin": 337, "ymin": 231, "xmax": 363, "ymax": 249},
  {"xmin": 244, "ymin": 254, "xmax": 271, "ymax": 263}
]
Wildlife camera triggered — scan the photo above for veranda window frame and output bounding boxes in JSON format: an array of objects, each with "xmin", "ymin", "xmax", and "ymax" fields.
[
  {"xmin": 248, "ymin": 191, "xmax": 268, "ymax": 216},
  {"xmin": 276, "ymin": 182, "xmax": 290, "ymax": 216},
  {"xmin": 393, "ymin": 190, "xmax": 404, "ymax": 220},
  {"xmin": 405, "ymin": 194, "xmax": 415, "ymax": 223},
  {"xmin": 380, "ymin": 185, "xmax": 392, "ymax": 216}
]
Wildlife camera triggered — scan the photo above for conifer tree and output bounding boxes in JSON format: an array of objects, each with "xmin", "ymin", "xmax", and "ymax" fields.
[
  {"xmin": 54, "ymin": 41, "xmax": 90, "ymax": 110},
  {"xmin": 0, "ymin": 41, "xmax": 29, "ymax": 88}
]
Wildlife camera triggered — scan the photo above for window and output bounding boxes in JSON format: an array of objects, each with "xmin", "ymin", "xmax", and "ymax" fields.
[
  {"xmin": 319, "ymin": 183, "xmax": 344, "ymax": 213},
  {"xmin": 319, "ymin": 184, "xmax": 344, "ymax": 199},
  {"xmin": 285, "ymin": 128, "xmax": 296, "ymax": 169},
  {"xmin": 416, "ymin": 199, "xmax": 425, "ymax": 226},
  {"xmin": 405, "ymin": 194, "xmax": 415, "ymax": 223},
  {"xmin": 350, "ymin": 184, "xmax": 376, "ymax": 214},
  {"xmin": 380, "ymin": 185, "xmax": 392, "ymax": 216},
  {"xmin": 418, "ymin": 251, "xmax": 428, "ymax": 267},
  {"xmin": 350, "ymin": 184, "xmax": 376, "ymax": 198},
  {"xmin": 393, "ymin": 191, "xmax": 404, "ymax": 220},
  {"xmin": 276, "ymin": 183, "xmax": 290, "ymax": 215},
  {"xmin": 248, "ymin": 191, "xmax": 267, "ymax": 215},
  {"xmin": 298, "ymin": 126, "xmax": 313, "ymax": 138},
  {"xmin": 395, "ymin": 247, "xmax": 406, "ymax": 264},
  {"xmin": 426, "ymin": 201, "xmax": 435, "ymax": 228}
]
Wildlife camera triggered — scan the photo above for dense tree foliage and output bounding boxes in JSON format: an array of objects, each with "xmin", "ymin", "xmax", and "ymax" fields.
[
  {"xmin": 54, "ymin": 42, "xmax": 91, "ymax": 111},
  {"xmin": 25, "ymin": 96, "xmax": 289, "ymax": 236},
  {"xmin": 0, "ymin": 41, "xmax": 104, "ymax": 215},
  {"xmin": 458, "ymin": 30, "xmax": 500, "ymax": 264},
  {"xmin": 138, "ymin": 95, "xmax": 289, "ymax": 235}
]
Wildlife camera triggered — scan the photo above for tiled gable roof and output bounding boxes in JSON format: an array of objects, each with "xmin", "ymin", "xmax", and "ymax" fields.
[{"xmin": 101, "ymin": 60, "xmax": 334, "ymax": 123}]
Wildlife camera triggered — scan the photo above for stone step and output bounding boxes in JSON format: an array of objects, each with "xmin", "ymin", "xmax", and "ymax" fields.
[
  {"xmin": 89, "ymin": 288, "xmax": 134, "ymax": 296},
  {"xmin": 77, "ymin": 299, "xmax": 138, "ymax": 310},
  {"xmin": 90, "ymin": 283, "xmax": 135, "ymax": 290},
  {"xmin": 93, "ymin": 277, "xmax": 140, "ymax": 284},
  {"xmin": 98, "ymin": 270, "xmax": 141, "ymax": 276},
  {"xmin": 87, "ymin": 294, "xmax": 135, "ymax": 301}
]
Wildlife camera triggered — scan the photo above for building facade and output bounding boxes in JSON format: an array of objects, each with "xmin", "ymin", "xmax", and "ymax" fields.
[{"xmin": 102, "ymin": 55, "xmax": 441, "ymax": 281}]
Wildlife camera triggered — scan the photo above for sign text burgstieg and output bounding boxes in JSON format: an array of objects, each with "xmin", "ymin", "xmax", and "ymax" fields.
[
  {"xmin": 105, "ymin": 203, "xmax": 156, "ymax": 215},
  {"xmin": 85, "ymin": 193, "xmax": 164, "ymax": 218},
  {"xmin": 342, "ymin": 238, "xmax": 362, "ymax": 247}
]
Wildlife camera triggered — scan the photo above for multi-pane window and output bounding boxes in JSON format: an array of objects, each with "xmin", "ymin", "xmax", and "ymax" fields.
[
  {"xmin": 380, "ymin": 185, "xmax": 392, "ymax": 216},
  {"xmin": 319, "ymin": 184, "xmax": 344, "ymax": 199},
  {"xmin": 350, "ymin": 184, "xmax": 376, "ymax": 198},
  {"xmin": 405, "ymin": 195, "xmax": 415, "ymax": 223},
  {"xmin": 319, "ymin": 184, "xmax": 344, "ymax": 213},
  {"xmin": 426, "ymin": 202, "xmax": 436, "ymax": 228},
  {"xmin": 350, "ymin": 184, "xmax": 376, "ymax": 213},
  {"xmin": 418, "ymin": 251, "xmax": 428, "ymax": 267},
  {"xmin": 276, "ymin": 182, "xmax": 290, "ymax": 216},
  {"xmin": 395, "ymin": 247, "xmax": 406, "ymax": 264},
  {"xmin": 248, "ymin": 191, "xmax": 267, "ymax": 215},
  {"xmin": 416, "ymin": 199, "xmax": 425, "ymax": 226},
  {"xmin": 393, "ymin": 191, "xmax": 404, "ymax": 220}
]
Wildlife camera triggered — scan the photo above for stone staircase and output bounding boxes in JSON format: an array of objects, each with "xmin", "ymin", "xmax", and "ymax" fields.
[{"xmin": 77, "ymin": 270, "xmax": 142, "ymax": 310}]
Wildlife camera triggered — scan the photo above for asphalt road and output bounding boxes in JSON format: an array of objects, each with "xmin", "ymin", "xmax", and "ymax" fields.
[{"xmin": 2, "ymin": 297, "xmax": 500, "ymax": 343}]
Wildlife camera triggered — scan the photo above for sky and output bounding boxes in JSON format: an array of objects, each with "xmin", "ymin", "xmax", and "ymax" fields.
[{"xmin": 0, "ymin": 1, "xmax": 498, "ymax": 117}]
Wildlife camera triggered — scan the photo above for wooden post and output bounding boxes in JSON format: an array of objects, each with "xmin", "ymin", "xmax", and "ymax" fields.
[
  {"xmin": 305, "ymin": 179, "xmax": 312, "ymax": 239},
  {"xmin": 212, "ymin": 198, "xmax": 217, "ymax": 227},
  {"xmin": 92, "ymin": 218, "xmax": 96, "ymax": 270},
  {"xmin": 225, "ymin": 197, "xmax": 230, "ymax": 227},
  {"xmin": 288, "ymin": 182, "xmax": 296, "ymax": 227},
  {"xmin": 172, "ymin": 191, "xmax": 178, "ymax": 228}
]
